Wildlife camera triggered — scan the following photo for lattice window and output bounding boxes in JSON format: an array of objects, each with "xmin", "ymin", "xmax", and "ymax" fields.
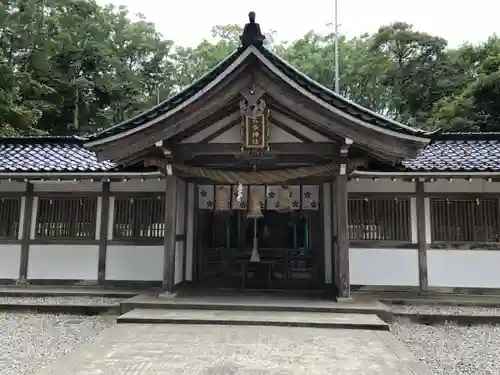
[
  {"xmin": 348, "ymin": 197, "xmax": 411, "ymax": 241},
  {"xmin": 35, "ymin": 197, "xmax": 98, "ymax": 238},
  {"xmin": 0, "ymin": 197, "xmax": 22, "ymax": 238},
  {"xmin": 430, "ymin": 198, "xmax": 500, "ymax": 242},
  {"xmin": 113, "ymin": 195, "xmax": 165, "ymax": 239}
]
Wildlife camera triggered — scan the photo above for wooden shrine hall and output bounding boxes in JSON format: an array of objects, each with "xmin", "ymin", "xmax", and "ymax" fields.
[
  {"xmin": 6, "ymin": 12, "xmax": 500, "ymax": 298},
  {"xmin": 83, "ymin": 12, "xmax": 433, "ymax": 299}
]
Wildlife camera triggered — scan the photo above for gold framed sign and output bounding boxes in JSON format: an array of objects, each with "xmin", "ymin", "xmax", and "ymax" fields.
[{"xmin": 242, "ymin": 110, "xmax": 270, "ymax": 150}]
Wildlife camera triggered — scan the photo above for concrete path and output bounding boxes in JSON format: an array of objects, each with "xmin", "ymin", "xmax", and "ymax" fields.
[{"xmin": 34, "ymin": 324, "xmax": 431, "ymax": 375}]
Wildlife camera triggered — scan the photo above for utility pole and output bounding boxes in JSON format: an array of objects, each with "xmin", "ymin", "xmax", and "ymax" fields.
[{"xmin": 334, "ymin": 0, "xmax": 340, "ymax": 94}]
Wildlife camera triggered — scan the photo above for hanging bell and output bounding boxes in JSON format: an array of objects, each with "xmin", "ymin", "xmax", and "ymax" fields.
[
  {"xmin": 276, "ymin": 185, "xmax": 293, "ymax": 213},
  {"xmin": 247, "ymin": 186, "xmax": 264, "ymax": 218},
  {"xmin": 215, "ymin": 185, "xmax": 231, "ymax": 211},
  {"xmin": 249, "ymin": 237, "xmax": 261, "ymax": 262}
]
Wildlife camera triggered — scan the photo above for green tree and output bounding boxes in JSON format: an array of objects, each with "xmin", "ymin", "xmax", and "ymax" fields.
[
  {"xmin": 1, "ymin": 0, "xmax": 500, "ymax": 136},
  {"xmin": 428, "ymin": 52, "xmax": 500, "ymax": 131},
  {"xmin": 371, "ymin": 22, "xmax": 447, "ymax": 124}
]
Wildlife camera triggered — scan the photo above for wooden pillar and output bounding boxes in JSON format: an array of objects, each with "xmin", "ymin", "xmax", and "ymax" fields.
[
  {"xmin": 330, "ymin": 181, "xmax": 338, "ymax": 289},
  {"xmin": 335, "ymin": 139, "xmax": 352, "ymax": 299},
  {"xmin": 97, "ymin": 182, "xmax": 110, "ymax": 284},
  {"xmin": 163, "ymin": 174, "xmax": 178, "ymax": 292},
  {"xmin": 19, "ymin": 183, "xmax": 34, "ymax": 281},
  {"xmin": 416, "ymin": 180, "xmax": 429, "ymax": 292},
  {"xmin": 335, "ymin": 172, "xmax": 350, "ymax": 298}
]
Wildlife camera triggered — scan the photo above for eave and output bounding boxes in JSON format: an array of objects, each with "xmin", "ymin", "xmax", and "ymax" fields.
[{"xmin": 84, "ymin": 45, "xmax": 433, "ymax": 164}]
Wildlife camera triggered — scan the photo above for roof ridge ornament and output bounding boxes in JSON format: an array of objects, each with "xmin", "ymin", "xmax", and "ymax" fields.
[{"xmin": 240, "ymin": 11, "xmax": 265, "ymax": 48}]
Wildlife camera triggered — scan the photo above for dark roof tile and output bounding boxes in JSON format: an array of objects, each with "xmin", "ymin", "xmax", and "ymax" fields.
[
  {"xmin": 1, "ymin": 133, "xmax": 499, "ymax": 174},
  {"xmin": 0, "ymin": 137, "xmax": 116, "ymax": 172},
  {"xmin": 402, "ymin": 133, "xmax": 500, "ymax": 171}
]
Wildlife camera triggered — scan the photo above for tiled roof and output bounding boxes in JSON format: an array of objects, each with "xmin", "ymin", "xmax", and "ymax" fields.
[
  {"xmin": 402, "ymin": 133, "xmax": 500, "ymax": 172},
  {"xmin": 87, "ymin": 45, "xmax": 433, "ymax": 143},
  {"xmin": 1, "ymin": 133, "xmax": 499, "ymax": 174},
  {"xmin": 0, "ymin": 137, "xmax": 116, "ymax": 172}
]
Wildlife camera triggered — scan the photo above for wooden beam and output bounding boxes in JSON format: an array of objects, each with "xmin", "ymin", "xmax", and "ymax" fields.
[
  {"xmin": 178, "ymin": 175, "xmax": 337, "ymax": 185},
  {"xmin": 170, "ymin": 103, "xmax": 241, "ymax": 143},
  {"xmin": 173, "ymin": 143, "xmax": 338, "ymax": 159},
  {"xmin": 201, "ymin": 119, "xmax": 241, "ymax": 143},
  {"xmin": 416, "ymin": 181, "xmax": 429, "ymax": 292},
  {"xmin": 187, "ymin": 154, "xmax": 332, "ymax": 166},
  {"xmin": 163, "ymin": 174, "xmax": 178, "ymax": 292},
  {"xmin": 267, "ymin": 99, "xmax": 340, "ymax": 141}
]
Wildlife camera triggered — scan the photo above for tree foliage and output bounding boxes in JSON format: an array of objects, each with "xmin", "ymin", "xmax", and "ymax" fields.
[{"xmin": 0, "ymin": 0, "xmax": 499, "ymax": 136}]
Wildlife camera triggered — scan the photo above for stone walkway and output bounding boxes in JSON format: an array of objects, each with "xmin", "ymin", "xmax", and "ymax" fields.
[{"xmin": 35, "ymin": 324, "xmax": 431, "ymax": 375}]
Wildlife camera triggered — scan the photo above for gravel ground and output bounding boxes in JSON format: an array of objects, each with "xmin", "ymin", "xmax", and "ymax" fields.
[
  {"xmin": 0, "ymin": 312, "xmax": 115, "ymax": 375},
  {"xmin": 391, "ymin": 303, "xmax": 500, "ymax": 316},
  {"xmin": 0, "ymin": 296, "xmax": 123, "ymax": 304},
  {"xmin": 392, "ymin": 317, "xmax": 500, "ymax": 375}
]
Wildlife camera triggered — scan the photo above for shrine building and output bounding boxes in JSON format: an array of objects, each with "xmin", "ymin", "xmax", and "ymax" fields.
[{"xmin": 0, "ymin": 14, "xmax": 500, "ymax": 298}]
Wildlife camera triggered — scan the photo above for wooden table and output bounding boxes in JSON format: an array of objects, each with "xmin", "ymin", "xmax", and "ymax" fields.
[{"xmin": 237, "ymin": 259, "xmax": 277, "ymax": 290}]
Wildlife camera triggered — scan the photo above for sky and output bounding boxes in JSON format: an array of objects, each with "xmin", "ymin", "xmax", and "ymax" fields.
[{"xmin": 97, "ymin": 0, "xmax": 499, "ymax": 48}]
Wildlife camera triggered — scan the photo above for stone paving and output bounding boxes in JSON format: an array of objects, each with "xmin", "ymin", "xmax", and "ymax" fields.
[{"xmin": 35, "ymin": 324, "xmax": 431, "ymax": 375}]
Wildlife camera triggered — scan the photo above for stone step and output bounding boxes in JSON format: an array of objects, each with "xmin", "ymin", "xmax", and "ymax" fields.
[
  {"xmin": 120, "ymin": 296, "xmax": 393, "ymax": 321},
  {"xmin": 116, "ymin": 308, "xmax": 390, "ymax": 330}
]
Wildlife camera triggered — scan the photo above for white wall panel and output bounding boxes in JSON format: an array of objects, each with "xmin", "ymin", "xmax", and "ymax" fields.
[
  {"xmin": 0, "ymin": 245, "xmax": 21, "ymax": 279},
  {"xmin": 428, "ymin": 250, "xmax": 500, "ymax": 288},
  {"xmin": 350, "ymin": 248, "xmax": 419, "ymax": 286},
  {"xmin": 27, "ymin": 245, "xmax": 99, "ymax": 280},
  {"xmin": 105, "ymin": 245, "xmax": 163, "ymax": 281}
]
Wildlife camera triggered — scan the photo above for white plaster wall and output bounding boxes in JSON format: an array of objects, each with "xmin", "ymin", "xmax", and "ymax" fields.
[
  {"xmin": 322, "ymin": 183, "xmax": 332, "ymax": 284},
  {"xmin": 105, "ymin": 245, "xmax": 163, "ymax": 281},
  {"xmin": 0, "ymin": 244, "xmax": 21, "ymax": 279},
  {"xmin": 27, "ymin": 245, "xmax": 99, "ymax": 280},
  {"xmin": 348, "ymin": 179, "xmax": 416, "ymax": 193},
  {"xmin": 350, "ymin": 248, "xmax": 419, "ymax": 286},
  {"xmin": 428, "ymin": 250, "xmax": 500, "ymax": 288},
  {"xmin": 425, "ymin": 180, "xmax": 500, "ymax": 193},
  {"xmin": 110, "ymin": 179, "xmax": 165, "ymax": 192},
  {"xmin": 185, "ymin": 183, "xmax": 195, "ymax": 281},
  {"xmin": 0, "ymin": 182, "xmax": 26, "ymax": 191},
  {"xmin": 33, "ymin": 181, "xmax": 102, "ymax": 192},
  {"xmin": 175, "ymin": 241, "xmax": 184, "ymax": 285}
]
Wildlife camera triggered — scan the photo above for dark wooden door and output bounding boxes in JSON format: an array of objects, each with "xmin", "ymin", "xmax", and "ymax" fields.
[{"xmin": 195, "ymin": 209, "xmax": 323, "ymax": 290}]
